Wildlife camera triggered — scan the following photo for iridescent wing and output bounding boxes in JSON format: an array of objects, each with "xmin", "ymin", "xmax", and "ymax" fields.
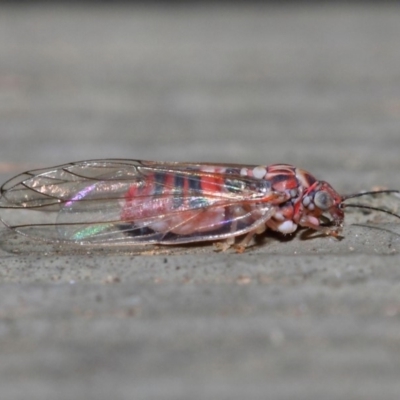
[{"xmin": 0, "ymin": 159, "xmax": 283, "ymax": 245}]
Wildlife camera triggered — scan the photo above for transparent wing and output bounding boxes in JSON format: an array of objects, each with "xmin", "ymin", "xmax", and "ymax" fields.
[{"xmin": 0, "ymin": 159, "xmax": 282, "ymax": 245}]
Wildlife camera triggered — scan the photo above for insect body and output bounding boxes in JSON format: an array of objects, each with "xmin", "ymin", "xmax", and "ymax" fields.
[{"xmin": 0, "ymin": 159, "xmax": 398, "ymax": 251}]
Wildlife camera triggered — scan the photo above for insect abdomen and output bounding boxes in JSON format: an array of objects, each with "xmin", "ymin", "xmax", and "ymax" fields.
[{"xmin": 120, "ymin": 171, "xmax": 229, "ymax": 235}]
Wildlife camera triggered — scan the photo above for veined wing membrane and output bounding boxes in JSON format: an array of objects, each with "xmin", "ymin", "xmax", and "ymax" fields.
[{"xmin": 0, "ymin": 159, "xmax": 279, "ymax": 244}]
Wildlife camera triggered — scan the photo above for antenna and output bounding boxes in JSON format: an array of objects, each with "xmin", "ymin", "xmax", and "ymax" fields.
[
  {"xmin": 343, "ymin": 189, "xmax": 400, "ymax": 201},
  {"xmin": 341, "ymin": 203, "xmax": 400, "ymax": 220}
]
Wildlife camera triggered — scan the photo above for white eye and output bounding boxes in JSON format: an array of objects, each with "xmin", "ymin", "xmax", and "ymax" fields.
[{"xmin": 314, "ymin": 190, "xmax": 333, "ymax": 211}]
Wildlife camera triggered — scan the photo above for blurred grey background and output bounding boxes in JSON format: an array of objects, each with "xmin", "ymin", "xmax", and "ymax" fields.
[
  {"xmin": 1, "ymin": 2, "xmax": 399, "ymax": 189},
  {"xmin": 1, "ymin": 2, "xmax": 400, "ymax": 400}
]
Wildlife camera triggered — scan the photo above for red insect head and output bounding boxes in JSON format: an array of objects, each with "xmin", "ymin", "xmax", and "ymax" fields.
[{"xmin": 296, "ymin": 180, "xmax": 345, "ymax": 237}]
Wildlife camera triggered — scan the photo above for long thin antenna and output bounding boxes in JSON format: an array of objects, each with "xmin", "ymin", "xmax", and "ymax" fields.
[
  {"xmin": 342, "ymin": 203, "xmax": 400, "ymax": 220},
  {"xmin": 343, "ymin": 189, "xmax": 400, "ymax": 201}
]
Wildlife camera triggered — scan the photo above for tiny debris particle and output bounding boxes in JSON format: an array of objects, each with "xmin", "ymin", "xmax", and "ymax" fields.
[
  {"xmin": 125, "ymin": 307, "xmax": 138, "ymax": 317},
  {"xmin": 236, "ymin": 275, "xmax": 252, "ymax": 285},
  {"xmin": 104, "ymin": 275, "xmax": 121, "ymax": 284}
]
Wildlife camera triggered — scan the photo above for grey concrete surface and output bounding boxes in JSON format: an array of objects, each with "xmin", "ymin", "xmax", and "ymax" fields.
[{"xmin": 1, "ymin": 3, "xmax": 400, "ymax": 400}]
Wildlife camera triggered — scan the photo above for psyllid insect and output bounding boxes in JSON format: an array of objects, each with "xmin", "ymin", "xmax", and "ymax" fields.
[{"xmin": 0, "ymin": 159, "xmax": 399, "ymax": 252}]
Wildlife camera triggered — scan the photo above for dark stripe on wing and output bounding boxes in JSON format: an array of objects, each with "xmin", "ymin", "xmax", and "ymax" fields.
[
  {"xmin": 188, "ymin": 174, "xmax": 202, "ymax": 192},
  {"xmin": 173, "ymin": 174, "xmax": 185, "ymax": 209},
  {"xmin": 154, "ymin": 172, "xmax": 167, "ymax": 196},
  {"xmin": 187, "ymin": 174, "xmax": 209, "ymax": 209}
]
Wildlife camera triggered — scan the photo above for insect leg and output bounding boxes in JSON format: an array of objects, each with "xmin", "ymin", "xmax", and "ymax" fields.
[
  {"xmin": 213, "ymin": 236, "xmax": 235, "ymax": 252},
  {"xmin": 299, "ymin": 216, "xmax": 342, "ymax": 238},
  {"xmin": 233, "ymin": 223, "xmax": 267, "ymax": 253}
]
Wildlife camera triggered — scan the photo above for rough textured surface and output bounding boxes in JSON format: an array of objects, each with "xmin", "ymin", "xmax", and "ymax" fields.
[{"xmin": 1, "ymin": 3, "xmax": 400, "ymax": 400}]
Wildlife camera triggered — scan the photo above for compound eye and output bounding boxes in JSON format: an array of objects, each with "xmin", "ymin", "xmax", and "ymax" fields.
[{"xmin": 314, "ymin": 190, "xmax": 333, "ymax": 211}]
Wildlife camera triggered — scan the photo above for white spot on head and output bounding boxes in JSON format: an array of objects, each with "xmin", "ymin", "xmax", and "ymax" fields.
[
  {"xmin": 277, "ymin": 220, "xmax": 297, "ymax": 234},
  {"xmin": 252, "ymin": 166, "xmax": 267, "ymax": 179},
  {"xmin": 308, "ymin": 203, "xmax": 315, "ymax": 211},
  {"xmin": 274, "ymin": 212, "xmax": 285, "ymax": 221},
  {"xmin": 303, "ymin": 196, "xmax": 311, "ymax": 207},
  {"xmin": 240, "ymin": 168, "xmax": 248, "ymax": 176}
]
